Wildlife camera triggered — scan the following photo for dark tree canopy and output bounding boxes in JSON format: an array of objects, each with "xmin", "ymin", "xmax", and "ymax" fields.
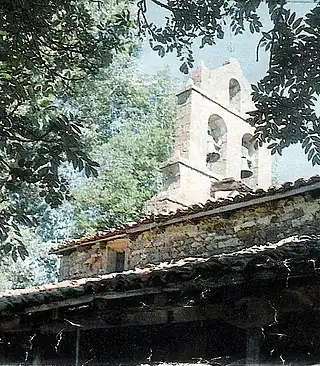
[
  {"xmin": 138, "ymin": 0, "xmax": 320, "ymax": 164},
  {"xmin": 1, "ymin": 0, "xmax": 320, "ymax": 259},
  {"xmin": 0, "ymin": 0, "xmax": 132, "ymax": 257}
]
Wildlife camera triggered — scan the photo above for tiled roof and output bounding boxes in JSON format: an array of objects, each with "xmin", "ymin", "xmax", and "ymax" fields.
[
  {"xmin": 1, "ymin": 235, "xmax": 320, "ymax": 315},
  {"xmin": 51, "ymin": 175, "xmax": 320, "ymax": 254},
  {"xmin": 51, "ymin": 228, "xmax": 128, "ymax": 253}
]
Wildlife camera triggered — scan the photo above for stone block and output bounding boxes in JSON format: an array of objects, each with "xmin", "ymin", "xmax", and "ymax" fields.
[
  {"xmin": 234, "ymin": 221, "xmax": 256, "ymax": 232},
  {"xmin": 206, "ymin": 242, "xmax": 218, "ymax": 251},
  {"xmin": 191, "ymin": 242, "xmax": 202, "ymax": 248},
  {"xmin": 218, "ymin": 238, "xmax": 239, "ymax": 249},
  {"xmin": 285, "ymin": 208, "xmax": 305, "ymax": 220}
]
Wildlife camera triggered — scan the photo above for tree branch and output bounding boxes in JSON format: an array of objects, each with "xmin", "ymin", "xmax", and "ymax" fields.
[{"xmin": 149, "ymin": 0, "xmax": 174, "ymax": 13}]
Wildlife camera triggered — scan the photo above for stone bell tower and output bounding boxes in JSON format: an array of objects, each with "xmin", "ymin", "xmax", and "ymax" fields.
[{"xmin": 146, "ymin": 58, "xmax": 271, "ymax": 214}]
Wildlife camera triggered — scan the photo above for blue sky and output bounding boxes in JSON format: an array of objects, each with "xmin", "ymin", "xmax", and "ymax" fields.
[{"xmin": 138, "ymin": 2, "xmax": 320, "ymax": 183}]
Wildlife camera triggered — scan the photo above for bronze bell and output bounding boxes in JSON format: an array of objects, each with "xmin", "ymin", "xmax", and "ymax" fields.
[
  {"xmin": 207, "ymin": 134, "xmax": 221, "ymax": 163},
  {"xmin": 241, "ymin": 156, "xmax": 253, "ymax": 178}
]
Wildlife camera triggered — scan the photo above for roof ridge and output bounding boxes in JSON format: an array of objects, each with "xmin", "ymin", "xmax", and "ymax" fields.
[{"xmin": 51, "ymin": 175, "xmax": 320, "ymax": 254}]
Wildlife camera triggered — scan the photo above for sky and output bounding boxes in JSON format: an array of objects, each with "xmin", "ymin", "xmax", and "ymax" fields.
[{"xmin": 138, "ymin": 2, "xmax": 320, "ymax": 183}]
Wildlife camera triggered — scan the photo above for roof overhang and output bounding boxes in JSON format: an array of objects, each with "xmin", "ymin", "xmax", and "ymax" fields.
[
  {"xmin": 1, "ymin": 235, "xmax": 320, "ymax": 333},
  {"xmin": 51, "ymin": 177, "xmax": 320, "ymax": 255}
]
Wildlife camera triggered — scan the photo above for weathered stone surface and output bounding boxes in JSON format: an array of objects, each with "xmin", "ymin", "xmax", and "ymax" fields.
[
  {"xmin": 127, "ymin": 192, "xmax": 320, "ymax": 269},
  {"xmin": 146, "ymin": 58, "xmax": 272, "ymax": 215},
  {"xmin": 59, "ymin": 187, "xmax": 320, "ymax": 280},
  {"xmin": 59, "ymin": 244, "xmax": 107, "ymax": 280}
]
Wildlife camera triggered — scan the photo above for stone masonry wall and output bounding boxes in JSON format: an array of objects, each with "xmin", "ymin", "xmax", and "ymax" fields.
[
  {"xmin": 60, "ymin": 243, "xmax": 107, "ymax": 280},
  {"xmin": 127, "ymin": 192, "xmax": 320, "ymax": 269}
]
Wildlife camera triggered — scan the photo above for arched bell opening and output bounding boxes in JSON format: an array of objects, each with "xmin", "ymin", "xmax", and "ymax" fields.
[
  {"xmin": 207, "ymin": 114, "xmax": 227, "ymax": 177},
  {"xmin": 241, "ymin": 133, "xmax": 258, "ymax": 186},
  {"xmin": 229, "ymin": 78, "xmax": 241, "ymax": 112}
]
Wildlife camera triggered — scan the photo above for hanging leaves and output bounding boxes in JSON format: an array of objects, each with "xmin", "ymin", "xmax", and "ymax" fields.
[
  {"xmin": 0, "ymin": 0, "xmax": 134, "ymax": 259},
  {"xmin": 138, "ymin": 0, "xmax": 264, "ymax": 70},
  {"xmin": 138, "ymin": 0, "xmax": 320, "ymax": 164},
  {"xmin": 246, "ymin": 5, "xmax": 320, "ymax": 164}
]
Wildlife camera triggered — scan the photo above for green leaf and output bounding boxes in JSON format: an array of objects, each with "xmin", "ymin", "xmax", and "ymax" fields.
[
  {"xmin": 179, "ymin": 62, "xmax": 189, "ymax": 75},
  {"xmin": 302, "ymin": 137, "xmax": 310, "ymax": 149},
  {"xmin": 312, "ymin": 153, "xmax": 320, "ymax": 166},
  {"xmin": 307, "ymin": 147, "xmax": 315, "ymax": 161},
  {"xmin": 262, "ymin": 32, "xmax": 272, "ymax": 40},
  {"xmin": 292, "ymin": 18, "xmax": 303, "ymax": 29},
  {"xmin": 38, "ymin": 166, "xmax": 50, "ymax": 178},
  {"xmin": 285, "ymin": 78, "xmax": 295, "ymax": 88},
  {"xmin": 12, "ymin": 249, "xmax": 18, "ymax": 263},
  {"xmin": 305, "ymin": 142, "xmax": 313, "ymax": 154},
  {"xmin": 3, "ymin": 243, "xmax": 12, "ymax": 255},
  {"xmin": 288, "ymin": 12, "xmax": 296, "ymax": 25},
  {"xmin": 251, "ymin": 84, "xmax": 259, "ymax": 93},
  {"xmin": 18, "ymin": 245, "xmax": 29, "ymax": 260},
  {"xmin": 84, "ymin": 165, "xmax": 91, "ymax": 178},
  {"xmin": 267, "ymin": 143, "xmax": 277, "ymax": 150}
]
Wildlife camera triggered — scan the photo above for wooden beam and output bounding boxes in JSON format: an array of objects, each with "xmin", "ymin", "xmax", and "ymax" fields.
[
  {"xmin": 24, "ymin": 295, "xmax": 95, "ymax": 314},
  {"xmin": 38, "ymin": 304, "xmax": 223, "ymax": 334},
  {"xmin": 4, "ymin": 283, "xmax": 320, "ymax": 334},
  {"xmin": 13, "ymin": 275, "xmax": 320, "ymax": 325},
  {"xmin": 51, "ymin": 234, "xmax": 127, "ymax": 255},
  {"xmin": 75, "ymin": 328, "xmax": 80, "ymax": 366},
  {"xmin": 245, "ymin": 328, "xmax": 261, "ymax": 366},
  {"xmin": 3, "ymin": 301, "xmax": 320, "ymax": 334},
  {"xmin": 15, "ymin": 275, "xmax": 320, "ymax": 321},
  {"xmin": 23, "ymin": 287, "xmax": 182, "ymax": 315},
  {"xmin": 154, "ymin": 293, "xmax": 167, "ymax": 307}
]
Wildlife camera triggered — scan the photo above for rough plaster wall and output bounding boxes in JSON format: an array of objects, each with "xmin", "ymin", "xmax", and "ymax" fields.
[
  {"xmin": 176, "ymin": 163, "xmax": 215, "ymax": 204},
  {"xmin": 191, "ymin": 58, "xmax": 255, "ymax": 114},
  {"xmin": 145, "ymin": 196, "xmax": 186, "ymax": 216},
  {"xmin": 257, "ymin": 145, "xmax": 273, "ymax": 190},
  {"xmin": 146, "ymin": 59, "xmax": 271, "ymax": 214},
  {"xmin": 208, "ymin": 59, "xmax": 255, "ymax": 112},
  {"xmin": 187, "ymin": 90, "xmax": 210, "ymax": 170},
  {"xmin": 192, "ymin": 59, "xmax": 272, "ymax": 188},
  {"xmin": 146, "ymin": 159, "xmax": 219, "ymax": 214},
  {"xmin": 128, "ymin": 193, "xmax": 320, "ymax": 269},
  {"xmin": 174, "ymin": 91, "xmax": 192, "ymax": 161},
  {"xmin": 188, "ymin": 91, "xmax": 252, "ymax": 180},
  {"xmin": 60, "ymin": 244, "xmax": 107, "ymax": 280},
  {"xmin": 162, "ymin": 162, "xmax": 181, "ymax": 191}
]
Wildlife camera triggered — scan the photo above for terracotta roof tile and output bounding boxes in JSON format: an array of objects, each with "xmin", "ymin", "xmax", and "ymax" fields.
[
  {"xmin": 50, "ymin": 175, "xmax": 320, "ymax": 254},
  {"xmin": 1, "ymin": 235, "xmax": 320, "ymax": 314}
]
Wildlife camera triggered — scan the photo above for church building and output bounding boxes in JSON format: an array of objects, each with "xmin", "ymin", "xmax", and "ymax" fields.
[{"xmin": 0, "ymin": 60, "xmax": 319, "ymax": 366}]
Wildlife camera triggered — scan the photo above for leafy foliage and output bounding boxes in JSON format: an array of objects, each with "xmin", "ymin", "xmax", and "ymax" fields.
[
  {"xmin": 137, "ymin": 0, "xmax": 269, "ymax": 74},
  {"xmin": 0, "ymin": 228, "xmax": 58, "ymax": 290},
  {"xmin": 0, "ymin": 52, "xmax": 176, "ymax": 288},
  {"xmin": 248, "ymin": 6, "xmax": 320, "ymax": 166},
  {"xmin": 0, "ymin": 0, "xmax": 133, "ymax": 256},
  {"xmin": 138, "ymin": 0, "xmax": 320, "ymax": 162},
  {"xmin": 67, "ymin": 57, "xmax": 176, "ymax": 235}
]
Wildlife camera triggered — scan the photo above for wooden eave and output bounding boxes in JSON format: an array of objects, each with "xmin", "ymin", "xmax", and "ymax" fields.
[
  {"xmin": 1, "ymin": 235, "xmax": 320, "ymax": 333},
  {"xmin": 51, "ymin": 233, "xmax": 128, "ymax": 255}
]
